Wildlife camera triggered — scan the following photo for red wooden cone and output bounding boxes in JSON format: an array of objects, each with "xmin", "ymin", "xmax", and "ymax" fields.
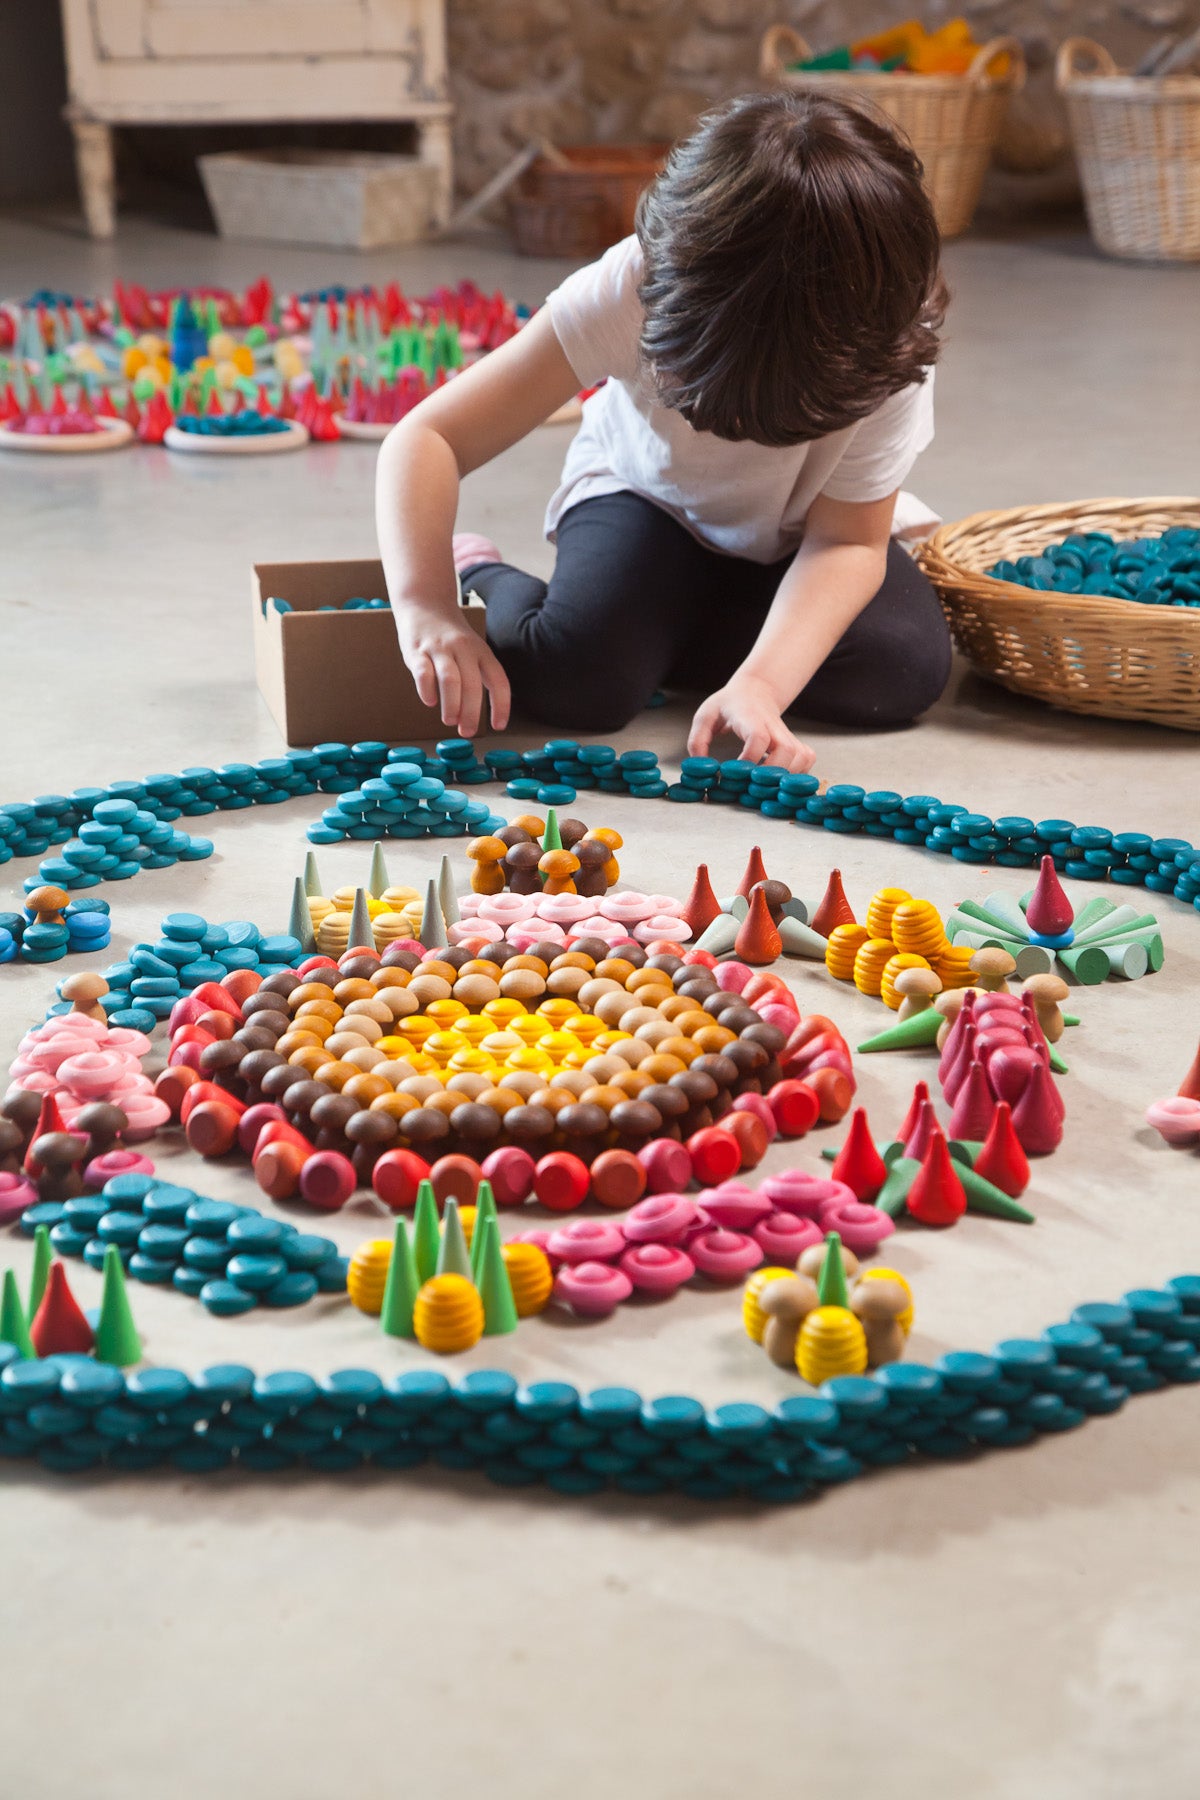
[
  {"xmin": 23, "ymin": 1093, "xmax": 69, "ymax": 1176},
  {"xmin": 948, "ymin": 1058, "xmax": 996, "ymax": 1142},
  {"xmin": 1025, "ymin": 854, "xmax": 1074, "ymax": 938},
  {"xmin": 906, "ymin": 1131, "xmax": 967, "ymax": 1226},
  {"xmin": 896, "ymin": 1080, "xmax": 931, "ymax": 1146},
  {"xmin": 830, "ymin": 1107, "xmax": 888, "ymax": 1202},
  {"xmin": 903, "ymin": 1098, "xmax": 941, "ymax": 1163},
  {"xmin": 972, "ymin": 1101, "xmax": 1030, "ymax": 1197},
  {"xmin": 810, "ymin": 869, "xmax": 856, "ymax": 939},
  {"xmin": 30, "ymin": 1261, "xmax": 94, "ymax": 1356},
  {"xmin": 734, "ymin": 885, "xmax": 782, "ymax": 966},
  {"xmin": 736, "ymin": 846, "xmax": 770, "ymax": 901},
  {"xmin": 1178, "ymin": 1041, "xmax": 1200, "ymax": 1102},
  {"xmin": 682, "ymin": 864, "xmax": 722, "ymax": 939},
  {"xmin": 1010, "ymin": 1059, "xmax": 1065, "ymax": 1156}
]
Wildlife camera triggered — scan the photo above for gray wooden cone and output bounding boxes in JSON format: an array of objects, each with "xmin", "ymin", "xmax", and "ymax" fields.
[
  {"xmin": 419, "ymin": 877, "xmax": 448, "ymax": 949},
  {"xmin": 349, "ymin": 886, "xmax": 375, "ymax": 953},
  {"xmin": 287, "ymin": 876, "xmax": 316, "ymax": 954}
]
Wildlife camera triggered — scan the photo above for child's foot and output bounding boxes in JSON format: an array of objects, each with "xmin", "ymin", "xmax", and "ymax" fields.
[{"xmin": 452, "ymin": 532, "xmax": 502, "ymax": 576}]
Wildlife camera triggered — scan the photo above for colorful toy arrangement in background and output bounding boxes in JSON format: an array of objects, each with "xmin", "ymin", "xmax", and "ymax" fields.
[
  {"xmin": 0, "ymin": 276, "xmax": 524, "ymax": 452},
  {"xmin": 0, "ymin": 889, "xmax": 110, "ymax": 966},
  {"xmin": 988, "ymin": 527, "xmax": 1200, "ymax": 610},
  {"xmin": 790, "ymin": 16, "xmax": 999, "ymax": 74}
]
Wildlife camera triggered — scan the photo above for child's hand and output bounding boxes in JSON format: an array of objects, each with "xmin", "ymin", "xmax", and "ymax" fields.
[
  {"xmin": 688, "ymin": 674, "xmax": 816, "ymax": 773},
  {"xmin": 397, "ymin": 605, "xmax": 512, "ymax": 736}
]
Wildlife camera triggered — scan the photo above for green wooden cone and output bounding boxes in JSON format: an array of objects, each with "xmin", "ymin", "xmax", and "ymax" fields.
[
  {"xmin": 857, "ymin": 1009, "xmax": 941, "ymax": 1053},
  {"xmin": 959, "ymin": 1165, "xmax": 1035, "ymax": 1224},
  {"xmin": 303, "ymin": 851, "xmax": 324, "ymax": 897},
  {"xmin": 287, "ymin": 877, "xmax": 316, "ymax": 955},
  {"xmin": 943, "ymin": 922, "xmax": 1028, "ymax": 955},
  {"xmin": 436, "ymin": 1198, "xmax": 473, "ymax": 1280},
  {"xmin": 412, "ymin": 1181, "xmax": 441, "ymax": 1283},
  {"xmin": 380, "ymin": 1218, "xmax": 420, "ymax": 1339},
  {"xmin": 541, "ymin": 808, "xmax": 562, "ymax": 854},
  {"xmin": 26, "ymin": 1225, "xmax": 52, "ymax": 1323},
  {"xmin": 1048, "ymin": 1041, "xmax": 1069, "ymax": 1075},
  {"xmin": 93, "ymin": 1244, "xmax": 143, "ymax": 1366},
  {"xmin": 875, "ymin": 1159, "xmax": 919, "ymax": 1217},
  {"xmin": 348, "ymin": 887, "xmax": 375, "ymax": 953},
  {"xmin": 418, "ymin": 877, "xmax": 447, "ymax": 950},
  {"xmin": 963, "ymin": 895, "xmax": 1031, "ymax": 937},
  {"xmin": 1056, "ymin": 942, "xmax": 1111, "ymax": 985},
  {"xmin": 1105, "ymin": 940, "xmax": 1151, "ymax": 980},
  {"xmin": 816, "ymin": 1232, "xmax": 849, "ymax": 1309},
  {"xmin": 1070, "ymin": 905, "xmax": 1151, "ymax": 948},
  {"xmin": 367, "ymin": 841, "xmax": 390, "ymax": 899},
  {"xmin": 437, "ymin": 854, "xmax": 459, "ymax": 927},
  {"xmin": 778, "ymin": 915, "xmax": 829, "ymax": 960},
  {"xmin": 1070, "ymin": 896, "xmax": 1119, "ymax": 935},
  {"xmin": 476, "ymin": 1216, "xmax": 518, "ymax": 1335},
  {"xmin": 470, "ymin": 1180, "xmax": 498, "ymax": 1280},
  {"xmin": 0, "ymin": 1269, "xmax": 36, "ymax": 1359},
  {"xmin": 1094, "ymin": 923, "xmax": 1164, "ymax": 968}
]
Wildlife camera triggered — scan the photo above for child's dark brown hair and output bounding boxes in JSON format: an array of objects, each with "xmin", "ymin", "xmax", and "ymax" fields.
[{"xmin": 636, "ymin": 90, "xmax": 946, "ymax": 447}]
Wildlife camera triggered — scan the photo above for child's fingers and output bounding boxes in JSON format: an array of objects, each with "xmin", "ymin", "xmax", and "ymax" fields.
[
  {"xmin": 456, "ymin": 662, "xmax": 485, "ymax": 738},
  {"xmin": 740, "ymin": 726, "xmax": 772, "ymax": 764},
  {"xmin": 432, "ymin": 653, "xmax": 462, "ymax": 728},
  {"xmin": 411, "ymin": 652, "xmax": 438, "ymax": 710},
  {"xmin": 687, "ymin": 702, "xmax": 719, "ymax": 758},
  {"xmin": 484, "ymin": 656, "xmax": 512, "ymax": 732}
]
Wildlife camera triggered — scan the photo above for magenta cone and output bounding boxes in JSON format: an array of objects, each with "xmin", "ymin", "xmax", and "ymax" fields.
[
  {"xmin": 1010, "ymin": 1058, "xmax": 1065, "ymax": 1155},
  {"xmin": 1025, "ymin": 855, "xmax": 1074, "ymax": 938},
  {"xmin": 948, "ymin": 1059, "xmax": 996, "ymax": 1142},
  {"xmin": 937, "ymin": 993, "xmax": 977, "ymax": 1085},
  {"xmin": 896, "ymin": 1080, "xmax": 931, "ymax": 1146},
  {"xmin": 942, "ymin": 1021, "xmax": 978, "ymax": 1106},
  {"xmin": 903, "ymin": 1097, "xmax": 940, "ymax": 1163}
]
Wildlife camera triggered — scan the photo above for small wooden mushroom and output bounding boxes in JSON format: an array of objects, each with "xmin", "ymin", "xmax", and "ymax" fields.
[
  {"xmin": 850, "ymin": 1276, "xmax": 911, "ymax": 1368},
  {"xmin": 581, "ymin": 827, "xmax": 622, "ymax": 889},
  {"xmin": 1022, "ymin": 972, "xmax": 1070, "ymax": 1043},
  {"xmin": 539, "ymin": 848, "xmax": 581, "ymax": 896},
  {"xmin": 59, "ymin": 969, "xmax": 110, "ymax": 1022},
  {"xmin": 894, "ymin": 965, "xmax": 943, "ymax": 1020},
  {"xmin": 969, "ymin": 946, "xmax": 1017, "ymax": 993},
  {"xmin": 466, "ymin": 835, "xmax": 508, "ymax": 896},
  {"xmin": 759, "ymin": 1273, "xmax": 820, "ymax": 1368},
  {"xmin": 574, "ymin": 838, "xmax": 611, "ymax": 898},
  {"xmin": 32, "ymin": 1131, "xmax": 87, "ymax": 1203},
  {"xmin": 26, "ymin": 884, "xmax": 69, "ymax": 926},
  {"xmin": 504, "ymin": 841, "xmax": 544, "ymax": 895}
]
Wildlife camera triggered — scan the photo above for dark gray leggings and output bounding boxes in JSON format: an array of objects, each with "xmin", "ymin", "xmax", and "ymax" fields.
[{"xmin": 466, "ymin": 490, "xmax": 952, "ymax": 733}]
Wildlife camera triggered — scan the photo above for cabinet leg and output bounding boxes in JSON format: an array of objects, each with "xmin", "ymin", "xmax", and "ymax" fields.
[
  {"xmin": 71, "ymin": 118, "xmax": 116, "ymax": 239},
  {"xmin": 418, "ymin": 116, "xmax": 454, "ymax": 230}
]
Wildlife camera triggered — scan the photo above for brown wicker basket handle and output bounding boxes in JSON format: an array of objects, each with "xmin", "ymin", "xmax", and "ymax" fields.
[
  {"xmin": 1055, "ymin": 36, "xmax": 1118, "ymax": 91},
  {"xmin": 759, "ymin": 24, "xmax": 812, "ymax": 79},
  {"xmin": 967, "ymin": 36, "xmax": 1026, "ymax": 90}
]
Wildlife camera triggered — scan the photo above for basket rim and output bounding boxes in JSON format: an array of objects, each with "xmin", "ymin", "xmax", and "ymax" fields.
[
  {"xmin": 921, "ymin": 495, "xmax": 1200, "ymax": 621},
  {"xmin": 776, "ymin": 65, "xmax": 1017, "ymax": 92}
]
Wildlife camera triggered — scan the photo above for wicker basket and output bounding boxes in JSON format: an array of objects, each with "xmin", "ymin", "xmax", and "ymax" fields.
[
  {"xmin": 918, "ymin": 497, "xmax": 1200, "ymax": 731},
  {"xmin": 511, "ymin": 144, "xmax": 668, "ymax": 258},
  {"xmin": 759, "ymin": 25, "xmax": 1024, "ymax": 237},
  {"xmin": 1056, "ymin": 37, "xmax": 1200, "ymax": 261}
]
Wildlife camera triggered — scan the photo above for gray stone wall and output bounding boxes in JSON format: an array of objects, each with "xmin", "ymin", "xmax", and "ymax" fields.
[{"xmin": 448, "ymin": 0, "xmax": 1200, "ymax": 203}]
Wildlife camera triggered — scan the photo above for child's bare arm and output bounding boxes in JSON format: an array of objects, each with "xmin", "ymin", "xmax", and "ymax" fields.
[
  {"xmin": 376, "ymin": 308, "xmax": 581, "ymax": 736},
  {"xmin": 688, "ymin": 490, "xmax": 898, "ymax": 771}
]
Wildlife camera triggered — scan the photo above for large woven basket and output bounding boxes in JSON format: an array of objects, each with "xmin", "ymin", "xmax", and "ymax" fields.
[
  {"xmin": 1056, "ymin": 37, "xmax": 1200, "ymax": 261},
  {"xmin": 759, "ymin": 25, "xmax": 1024, "ymax": 237},
  {"xmin": 917, "ymin": 497, "xmax": 1200, "ymax": 731},
  {"xmin": 511, "ymin": 144, "xmax": 667, "ymax": 258}
]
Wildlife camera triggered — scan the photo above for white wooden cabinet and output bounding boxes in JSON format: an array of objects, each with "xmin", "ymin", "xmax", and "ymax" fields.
[{"xmin": 60, "ymin": 0, "xmax": 452, "ymax": 237}]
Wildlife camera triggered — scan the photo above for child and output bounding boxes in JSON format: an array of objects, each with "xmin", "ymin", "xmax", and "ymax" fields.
[{"xmin": 377, "ymin": 90, "xmax": 951, "ymax": 772}]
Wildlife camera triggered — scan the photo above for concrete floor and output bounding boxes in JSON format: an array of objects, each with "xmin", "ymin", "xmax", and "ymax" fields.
[{"xmin": 2, "ymin": 211, "xmax": 1200, "ymax": 1800}]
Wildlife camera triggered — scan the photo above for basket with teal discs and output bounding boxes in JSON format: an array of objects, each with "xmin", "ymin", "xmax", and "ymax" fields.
[{"xmin": 918, "ymin": 497, "xmax": 1200, "ymax": 730}]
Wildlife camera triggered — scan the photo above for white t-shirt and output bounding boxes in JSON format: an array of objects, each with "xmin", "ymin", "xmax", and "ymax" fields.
[{"xmin": 545, "ymin": 235, "xmax": 935, "ymax": 564}]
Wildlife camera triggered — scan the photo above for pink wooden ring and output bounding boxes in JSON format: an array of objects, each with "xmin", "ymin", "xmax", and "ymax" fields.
[
  {"xmin": 688, "ymin": 1226, "xmax": 764, "ymax": 1280},
  {"xmin": 695, "ymin": 1181, "xmax": 773, "ymax": 1229},
  {"xmin": 623, "ymin": 1192, "xmax": 700, "ymax": 1244},
  {"xmin": 599, "ymin": 892, "xmax": 650, "ymax": 923},
  {"xmin": 753, "ymin": 1213, "xmax": 825, "ymax": 1261},
  {"xmin": 1145, "ymin": 1095, "xmax": 1200, "ymax": 1148},
  {"xmin": 819, "ymin": 1199, "xmax": 896, "ymax": 1254},
  {"xmin": 553, "ymin": 1260, "xmax": 633, "ymax": 1316},
  {"xmin": 546, "ymin": 1217, "xmax": 626, "ymax": 1264},
  {"xmin": 118, "ymin": 1095, "xmax": 172, "ymax": 1139},
  {"xmin": 758, "ymin": 1170, "xmax": 855, "ymax": 1219},
  {"xmin": 537, "ymin": 894, "xmax": 593, "ymax": 924},
  {"xmin": 0, "ymin": 1172, "xmax": 38, "ymax": 1225},
  {"xmin": 56, "ymin": 1051, "xmax": 126, "ymax": 1097},
  {"xmin": 633, "ymin": 916, "xmax": 692, "ymax": 944},
  {"xmin": 84, "ymin": 1150, "xmax": 155, "ymax": 1190},
  {"xmin": 619, "ymin": 1242, "xmax": 695, "ymax": 1294},
  {"xmin": 478, "ymin": 893, "xmax": 534, "ymax": 922}
]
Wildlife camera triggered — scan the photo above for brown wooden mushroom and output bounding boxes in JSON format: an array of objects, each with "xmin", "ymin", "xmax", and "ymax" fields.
[
  {"xmin": 1022, "ymin": 972, "xmax": 1070, "ymax": 1043},
  {"xmin": 894, "ymin": 965, "xmax": 943, "ymax": 1019},
  {"xmin": 969, "ymin": 946, "xmax": 1017, "ymax": 993}
]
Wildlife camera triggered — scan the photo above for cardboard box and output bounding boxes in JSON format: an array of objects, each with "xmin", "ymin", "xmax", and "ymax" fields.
[{"xmin": 252, "ymin": 557, "xmax": 487, "ymax": 746}]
